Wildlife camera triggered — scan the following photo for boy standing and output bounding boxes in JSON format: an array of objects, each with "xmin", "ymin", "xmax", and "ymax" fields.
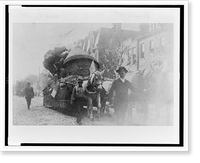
[{"xmin": 70, "ymin": 78, "xmax": 85, "ymax": 125}]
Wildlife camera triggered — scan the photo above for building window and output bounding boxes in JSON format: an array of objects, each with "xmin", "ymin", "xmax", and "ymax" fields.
[
  {"xmin": 127, "ymin": 49, "xmax": 132, "ymax": 65},
  {"xmin": 161, "ymin": 36, "xmax": 165, "ymax": 46},
  {"xmin": 133, "ymin": 47, "xmax": 136, "ymax": 54},
  {"xmin": 140, "ymin": 43, "xmax": 145, "ymax": 58},
  {"xmin": 131, "ymin": 47, "xmax": 136, "ymax": 64},
  {"xmin": 150, "ymin": 40, "xmax": 154, "ymax": 56},
  {"xmin": 150, "ymin": 40, "xmax": 154, "ymax": 49}
]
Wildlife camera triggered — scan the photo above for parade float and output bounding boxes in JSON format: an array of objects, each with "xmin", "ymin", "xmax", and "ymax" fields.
[{"xmin": 43, "ymin": 46, "xmax": 100, "ymax": 109}]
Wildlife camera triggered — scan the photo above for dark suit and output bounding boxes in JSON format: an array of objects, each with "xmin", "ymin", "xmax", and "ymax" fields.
[
  {"xmin": 109, "ymin": 78, "xmax": 134, "ymax": 125},
  {"xmin": 24, "ymin": 86, "xmax": 34, "ymax": 109},
  {"xmin": 71, "ymin": 85, "xmax": 85, "ymax": 124}
]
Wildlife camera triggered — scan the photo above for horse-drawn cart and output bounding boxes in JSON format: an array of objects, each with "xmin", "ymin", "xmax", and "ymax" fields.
[{"xmin": 43, "ymin": 46, "xmax": 101, "ymax": 111}]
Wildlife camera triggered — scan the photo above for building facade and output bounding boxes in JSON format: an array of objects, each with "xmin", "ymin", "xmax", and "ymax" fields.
[
  {"xmin": 74, "ymin": 23, "xmax": 140, "ymax": 78},
  {"xmin": 69, "ymin": 23, "xmax": 173, "ymax": 78},
  {"xmin": 118, "ymin": 23, "xmax": 174, "ymax": 73}
]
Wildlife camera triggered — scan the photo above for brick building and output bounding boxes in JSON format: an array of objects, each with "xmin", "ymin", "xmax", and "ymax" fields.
[
  {"xmin": 69, "ymin": 23, "xmax": 173, "ymax": 78},
  {"xmin": 74, "ymin": 23, "xmax": 140, "ymax": 77},
  {"xmin": 119, "ymin": 23, "xmax": 174, "ymax": 73}
]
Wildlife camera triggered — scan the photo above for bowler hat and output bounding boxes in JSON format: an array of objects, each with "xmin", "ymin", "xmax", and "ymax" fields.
[{"xmin": 116, "ymin": 66, "xmax": 128, "ymax": 73}]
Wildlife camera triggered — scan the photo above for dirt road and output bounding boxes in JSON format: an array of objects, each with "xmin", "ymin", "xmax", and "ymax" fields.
[
  {"xmin": 12, "ymin": 96, "xmax": 116, "ymax": 126},
  {"xmin": 12, "ymin": 96, "xmax": 173, "ymax": 126}
]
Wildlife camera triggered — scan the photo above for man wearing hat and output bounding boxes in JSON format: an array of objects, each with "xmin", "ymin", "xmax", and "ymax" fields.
[
  {"xmin": 24, "ymin": 82, "xmax": 34, "ymax": 110},
  {"xmin": 70, "ymin": 78, "xmax": 85, "ymax": 125},
  {"xmin": 108, "ymin": 66, "xmax": 135, "ymax": 125}
]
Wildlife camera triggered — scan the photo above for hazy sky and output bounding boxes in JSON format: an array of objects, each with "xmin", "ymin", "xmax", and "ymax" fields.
[
  {"xmin": 10, "ymin": 5, "xmax": 178, "ymax": 84},
  {"xmin": 12, "ymin": 23, "xmax": 139, "ymax": 82}
]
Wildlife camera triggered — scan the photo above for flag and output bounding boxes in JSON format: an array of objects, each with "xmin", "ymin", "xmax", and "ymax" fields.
[
  {"xmin": 89, "ymin": 60, "xmax": 96, "ymax": 74},
  {"xmin": 86, "ymin": 38, "xmax": 91, "ymax": 52},
  {"xmin": 94, "ymin": 31, "xmax": 100, "ymax": 47}
]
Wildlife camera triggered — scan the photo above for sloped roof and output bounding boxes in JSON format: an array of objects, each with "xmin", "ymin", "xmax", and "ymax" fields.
[
  {"xmin": 119, "ymin": 30, "xmax": 140, "ymax": 41},
  {"xmin": 63, "ymin": 46, "xmax": 99, "ymax": 68},
  {"xmin": 94, "ymin": 27, "xmax": 140, "ymax": 49}
]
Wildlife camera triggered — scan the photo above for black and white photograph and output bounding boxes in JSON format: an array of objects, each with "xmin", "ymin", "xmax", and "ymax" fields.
[
  {"xmin": 1, "ymin": 1, "xmax": 188, "ymax": 151},
  {"xmin": 12, "ymin": 22, "xmax": 174, "ymax": 126}
]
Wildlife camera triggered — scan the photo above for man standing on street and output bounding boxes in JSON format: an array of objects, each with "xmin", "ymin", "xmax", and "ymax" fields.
[
  {"xmin": 108, "ymin": 66, "xmax": 135, "ymax": 125},
  {"xmin": 24, "ymin": 82, "xmax": 34, "ymax": 110},
  {"xmin": 70, "ymin": 78, "xmax": 85, "ymax": 125}
]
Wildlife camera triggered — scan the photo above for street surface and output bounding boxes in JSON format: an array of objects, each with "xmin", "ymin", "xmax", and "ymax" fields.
[{"xmin": 12, "ymin": 96, "xmax": 173, "ymax": 126}]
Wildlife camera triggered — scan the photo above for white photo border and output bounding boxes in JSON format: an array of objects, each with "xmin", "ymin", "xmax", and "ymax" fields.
[{"xmin": 1, "ymin": 1, "xmax": 188, "ymax": 151}]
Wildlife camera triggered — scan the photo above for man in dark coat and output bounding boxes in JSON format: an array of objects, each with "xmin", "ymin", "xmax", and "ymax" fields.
[
  {"xmin": 108, "ymin": 66, "xmax": 135, "ymax": 125},
  {"xmin": 70, "ymin": 78, "xmax": 85, "ymax": 125},
  {"xmin": 24, "ymin": 82, "xmax": 34, "ymax": 110}
]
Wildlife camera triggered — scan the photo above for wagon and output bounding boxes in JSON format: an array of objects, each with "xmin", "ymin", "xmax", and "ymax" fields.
[{"xmin": 43, "ymin": 46, "xmax": 100, "ymax": 110}]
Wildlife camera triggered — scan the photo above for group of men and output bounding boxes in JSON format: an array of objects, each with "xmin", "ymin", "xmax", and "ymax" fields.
[{"xmin": 23, "ymin": 66, "xmax": 139, "ymax": 126}]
